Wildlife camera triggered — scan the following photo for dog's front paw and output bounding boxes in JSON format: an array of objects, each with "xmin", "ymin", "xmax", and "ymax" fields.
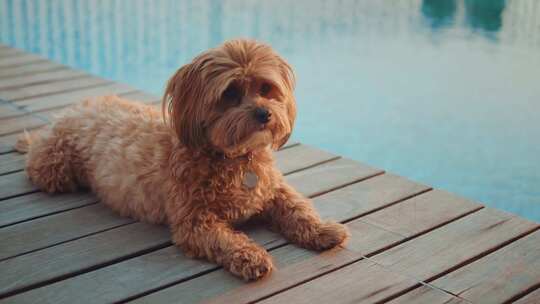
[
  {"xmin": 229, "ymin": 247, "xmax": 273, "ymax": 281},
  {"xmin": 311, "ymin": 221, "xmax": 349, "ymax": 251}
]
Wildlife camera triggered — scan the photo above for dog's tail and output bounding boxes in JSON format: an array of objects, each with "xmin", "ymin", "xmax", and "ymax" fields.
[{"xmin": 14, "ymin": 130, "xmax": 36, "ymax": 154}]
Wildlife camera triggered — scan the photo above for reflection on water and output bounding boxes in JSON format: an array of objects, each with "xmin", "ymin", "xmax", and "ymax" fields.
[
  {"xmin": 465, "ymin": 0, "xmax": 506, "ymax": 34},
  {"xmin": 422, "ymin": 0, "xmax": 458, "ymax": 29},
  {"xmin": 422, "ymin": 0, "xmax": 507, "ymax": 37},
  {"xmin": 1, "ymin": 0, "xmax": 540, "ymax": 222}
]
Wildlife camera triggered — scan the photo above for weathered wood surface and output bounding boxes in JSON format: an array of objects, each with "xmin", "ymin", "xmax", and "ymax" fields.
[
  {"xmin": 0, "ymin": 61, "xmax": 66, "ymax": 78},
  {"xmin": 0, "ymin": 76, "xmax": 110, "ymax": 101},
  {"xmin": 386, "ymin": 286, "xmax": 465, "ymax": 304},
  {"xmin": 177, "ymin": 190, "xmax": 481, "ymax": 304},
  {"xmin": 1, "ymin": 44, "xmax": 539, "ymax": 304},
  {"xmin": 0, "ymin": 133, "xmax": 23, "ymax": 154},
  {"xmin": 427, "ymin": 230, "xmax": 540, "ymax": 304},
  {"xmin": 514, "ymin": 288, "xmax": 540, "ymax": 304},
  {"xmin": 0, "ymin": 53, "xmax": 46, "ymax": 68},
  {"xmin": 0, "ymin": 145, "xmax": 353, "ymax": 297},
  {"xmin": 0, "ymin": 152, "xmax": 25, "ymax": 175},
  {"xmin": 0, "ymin": 69, "xmax": 88, "ymax": 90}
]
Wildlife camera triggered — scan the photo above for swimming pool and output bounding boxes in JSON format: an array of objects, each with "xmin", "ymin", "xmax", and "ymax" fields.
[{"xmin": 2, "ymin": 0, "xmax": 539, "ymax": 222}]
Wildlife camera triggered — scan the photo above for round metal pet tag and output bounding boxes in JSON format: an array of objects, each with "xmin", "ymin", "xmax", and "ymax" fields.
[{"xmin": 243, "ymin": 171, "xmax": 259, "ymax": 189}]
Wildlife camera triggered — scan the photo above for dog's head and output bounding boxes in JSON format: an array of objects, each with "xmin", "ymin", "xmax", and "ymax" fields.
[{"xmin": 163, "ymin": 39, "xmax": 296, "ymax": 157}]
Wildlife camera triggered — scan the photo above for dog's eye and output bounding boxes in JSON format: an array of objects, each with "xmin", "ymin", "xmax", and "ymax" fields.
[
  {"xmin": 260, "ymin": 83, "xmax": 272, "ymax": 97},
  {"xmin": 223, "ymin": 86, "xmax": 241, "ymax": 100}
]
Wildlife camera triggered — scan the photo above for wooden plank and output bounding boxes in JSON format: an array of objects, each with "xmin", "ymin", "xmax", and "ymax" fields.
[
  {"xmin": 172, "ymin": 190, "xmax": 482, "ymax": 304},
  {"xmin": 0, "ymin": 204, "xmax": 134, "ymax": 261},
  {"xmin": 514, "ymin": 288, "xmax": 540, "ymax": 304},
  {"xmin": 13, "ymin": 82, "xmax": 139, "ymax": 114},
  {"xmin": 0, "ymin": 69, "xmax": 88, "ymax": 90},
  {"xmin": 386, "ymin": 286, "xmax": 464, "ymax": 304},
  {"xmin": 312, "ymin": 173, "xmax": 431, "ymax": 222},
  {"xmin": 0, "ymin": 133, "xmax": 22, "ymax": 154},
  {"xmin": 0, "ymin": 92, "xmax": 151, "ymax": 137},
  {"xmin": 155, "ymin": 226, "xmax": 405, "ymax": 304},
  {"xmin": 0, "ymin": 157, "xmax": 384, "ymax": 302},
  {"xmin": 274, "ymin": 143, "xmax": 338, "ymax": 174},
  {"xmin": 0, "ymin": 222, "xmax": 171, "ymax": 298},
  {"xmin": 367, "ymin": 208, "xmax": 538, "ymax": 280},
  {"xmin": 0, "ymin": 152, "xmax": 26, "ymax": 175},
  {"xmin": 0, "ymin": 192, "xmax": 98, "ymax": 228},
  {"xmin": 258, "ymin": 259, "xmax": 420, "ymax": 304},
  {"xmin": 0, "ymin": 76, "xmax": 110, "ymax": 102},
  {"xmin": 0, "ymin": 61, "xmax": 66, "ymax": 79},
  {"xmin": 0, "ymin": 148, "xmax": 340, "ymax": 268},
  {"xmin": 0, "ymin": 142, "xmax": 342, "ymax": 200},
  {"xmin": 0, "ymin": 53, "xmax": 45, "ymax": 68},
  {"xmin": 257, "ymin": 209, "xmax": 538, "ymax": 304},
  {"xmin": 0, "ymin": 171, "xmax": 37, "ymax": 201},
  {"xmin": 284, "ymin": 157, "xmax": 381, "ymax": 197},
  {"xmin": 360, "ymin": 189, "xmax": 481, "ymax": 236},
  {"xmin": 0, "ymin": 103, "xmax": 27, "ymax": 121},
  {"xmin": 78, "ymin": 177, "xmax": 429, "ymax": 304},
  {"xmin": 0, "ymin": 113, "xmax": 47, "ymax": 136},
  {"xmin": 0, "ymin": 48, "xmax": 23, "ymax": 58},
  {"xmin": 427, "ymin": 230, "xmax": 540, "ymax": 304}
]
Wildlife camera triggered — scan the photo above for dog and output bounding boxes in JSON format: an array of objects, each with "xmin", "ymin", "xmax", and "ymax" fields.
[{"xmin": 16, "ymin": 39, "xmax": 349, "ymax": 281}]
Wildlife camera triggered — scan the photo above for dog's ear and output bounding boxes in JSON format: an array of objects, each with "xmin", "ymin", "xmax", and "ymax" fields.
[
  {"xmin": 163, "ymin": 60, "xmax": 207, "ymax": 148},
  {"xmin": 275, "ymin": 58, "xmax": 297, "ymax": 149}
]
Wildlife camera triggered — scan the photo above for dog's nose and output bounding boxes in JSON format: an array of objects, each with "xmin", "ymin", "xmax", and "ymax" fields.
[{"xmin": 253, "ymin": 107, "xmax": 271, "ymax": 123}]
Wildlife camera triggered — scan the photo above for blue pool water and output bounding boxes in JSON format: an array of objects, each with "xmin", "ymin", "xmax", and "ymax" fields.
[{"xmin": 1, "ymin": 0, "xmax": 539, "ymax": 222}]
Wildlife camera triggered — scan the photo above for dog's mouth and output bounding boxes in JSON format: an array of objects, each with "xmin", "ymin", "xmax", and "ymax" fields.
[{"xmin": 220, "ymin": 128, "xmax": 273, "ymax": 158}]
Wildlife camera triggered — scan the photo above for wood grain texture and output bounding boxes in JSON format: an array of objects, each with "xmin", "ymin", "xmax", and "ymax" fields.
[
  {"xmin": 0, "ymin": 146, "xmax": 351, "ymax": 298},
  {"xmin": 0, "ymin": 47, "xmax": 23, "ymax": 58},
  {"xmin": 274, "ymin": 144, "xmax": 338, "ymax": 174},
  {"xmin": 367, "ymin": 208, "xmax": 538, "ymax": 280},
  {"xmin": 0, "ymin": 204, "xmax": 134, "ymax": 260},
  {"xmin": 183, "ymin": 224, "xmax": 405, "ymax": 304},
  {"xmin": 234, "ymin": 208, "xmax": 537, "ymax": 304},
  {"xmin": 0, "ymin": 61, "xmax": 66, "ymax": 79},
  {"xmin": 0, "ymin": 91, "xmax": 152, "ymax": 138},
  {"xmin": 0, "ymin": 158, "xmax": 385, "ymax": 303},
  {"xmin": 382, "ymin": 285, "xmax": 464, "ymax": 304},
  {"xmin": 428, "ymin": 230, "xmax": 540, "ymax": 304},
  {"xmin": 284, "ymin": 157, "xmax": 382, "ymax": 197},
  {"xmin": 514, "ymin": 288, "xmax": 540, "ymax": 304},
  {"xmin": 0, "ymin": 103, "xmax": 27, "ymax": 119},
  {"xmin": 14, "ymin": 82, "xmax": 139, "ymax": 114},
  {"xmin": 312, "ymin": 173, "xmax": 430, "ymax": 222},
  {"xmin": 0, "ymin": 69, "xmax": 88, "ymax": 90},
  {"xmin": 0, "ymin": 133, "xmax": 22, "ymax": 154},
  {"xmin": 0, "ymin": 53, "xmax": 45, "ymax": 68},
  {"xmin": 1, "ymin": 218, "xmax": 380, "ymax": 304},
  {"xmin": 0, "ymin": 76, "xmax": 110, "ymax": 101},
  {"xmin": 179, "ymin": 190, "xmax": 481, "ymax": 304},
  {"xmin": 0, "ymin": 222, "xmax": 171, "ymax": 298},
  {"xmin": 0, "ymin": 192, "xmax": 98, "ymax": 228},
  {"xmin": 0, "ymin": 143, "xmax": 335, "ymax": 199},
  {"xmin": 258, "ymin": 259, "xmax": 418, "ymax": 304},
  {"xmin": 0, "ymin": 152, "xmax": 25, "ymax": 175},
  {"xmin": 0, "ymin": 113, "xmax": 47, "ymax": 136},
  {"xmin": 360, "ymin": 189, "xmax": 482, "ymax": 237},
  {"xmin": 0, "ymin": 171, "xmax": 37, "ymax": 201}
]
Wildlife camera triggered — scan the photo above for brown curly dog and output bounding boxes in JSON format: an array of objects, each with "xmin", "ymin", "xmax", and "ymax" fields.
[{"xmin": 16, "ymin": 39, "xmax": 349, "ymax": 281}]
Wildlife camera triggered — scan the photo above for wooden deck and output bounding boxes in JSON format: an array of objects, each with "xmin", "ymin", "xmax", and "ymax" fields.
[{"xmin": 0, "ymin": 44, "xmax": 539, "ymax": 304}]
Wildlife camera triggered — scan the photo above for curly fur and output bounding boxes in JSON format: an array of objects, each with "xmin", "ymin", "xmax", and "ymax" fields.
[{"xmin": 17, "ymin": 39, "xmax": 348, "ymax": 281}]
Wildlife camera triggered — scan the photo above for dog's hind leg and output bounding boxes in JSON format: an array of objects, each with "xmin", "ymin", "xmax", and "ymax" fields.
[{"xmin": 18, "ymin": 129, "xmax": 83, "ymax": 193}]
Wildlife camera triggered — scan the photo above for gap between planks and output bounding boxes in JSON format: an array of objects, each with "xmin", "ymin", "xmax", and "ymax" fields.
[{"xmin": 0, "ymin": 150, "xmax": 380, "ymax": 296}]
